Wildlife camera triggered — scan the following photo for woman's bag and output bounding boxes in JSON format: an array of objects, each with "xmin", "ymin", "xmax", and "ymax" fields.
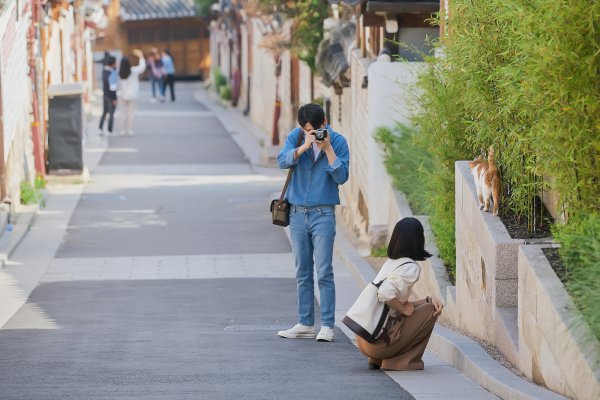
[
  {"xmin": 271, "ymin": 132, "xmax": 304, "ymax": 227},
  {"xmin": 342, "ymin": 261, "xmax": 412, "ymax": 343}
]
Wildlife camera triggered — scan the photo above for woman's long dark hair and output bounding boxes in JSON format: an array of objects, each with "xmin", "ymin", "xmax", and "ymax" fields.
[
  {"xmin": 387, "ymin": 217, "xmax": 433, "ymax": 261},
  {"xmin": 119, "ymin": 57, "xmax": 131, "ymax": 79}
]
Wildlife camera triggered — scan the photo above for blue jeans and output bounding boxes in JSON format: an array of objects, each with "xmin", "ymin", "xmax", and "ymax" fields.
[
  {"xmin": 151, "ymin": 76, "xmax": 164, "ymax": 98},
  {"xmin": 289, "ymin": 205, "xmax": 336, "ymax": 328}
]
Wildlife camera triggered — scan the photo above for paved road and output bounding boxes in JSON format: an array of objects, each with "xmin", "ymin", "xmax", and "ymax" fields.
[{"xmin": 0, "ymin": 84, "xmax": 415, "ymax": 399}]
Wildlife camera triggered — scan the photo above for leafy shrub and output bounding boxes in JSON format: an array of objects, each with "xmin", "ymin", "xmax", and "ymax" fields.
[
  {"xmin": 20, "ymin": 180, "xmax": 43, "ymax": 205},
  {"xmin": 219, "ymin": 84, "xmax": 232, "ymax": 101},
  {"xmin": 554, "ymin": 213, "xmax": 600, "ymax": 341},
  {"xmin": 213, "ymin": 67, "xmax": 227, "ymax": 93},
  {"xmin": 371, "ymin": 245, "xmax": 387, "ymax": 258},
  {"xmin": 404, "ymin": 0, "xmax": 599, "ymax": 282},
  {"xmin": 34, "ymin": 175, "xmax": 46, "ymax": 189},
  {"xmin": 254, "ymin": 0, "xmax": 329, "ymax": 71},
  {"xmin": 374, "ymin": 122, "xmax": 458, "ymax": 278},
  {"xmin": 374, "ymin": 123, "xmax": 432, "ymax": 215}
]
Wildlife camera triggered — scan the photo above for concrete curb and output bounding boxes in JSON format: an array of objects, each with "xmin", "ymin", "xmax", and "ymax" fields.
[
  {"xmin": 0, "ymin": 95, "xmax": 107, "ymax": 330},
  {"xmin": 333, "ymin": 227, "xmax": 567, "ymax": 400},
  {"xmin": 0, "ymin": 202, "xmax": 42, "ymax": 269}
]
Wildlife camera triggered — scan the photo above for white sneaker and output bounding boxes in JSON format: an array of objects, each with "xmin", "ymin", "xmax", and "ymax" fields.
[
  {"xmin": 277, "ymin": 324, "xmax": 315, "ymax": 339},
  {"xmin": 127, "ymin": 131, "xmax": 134, "ymax": 136},
  {"xmin": 316, "ymin": 326, "xmax": 334, "ymax": 342}
]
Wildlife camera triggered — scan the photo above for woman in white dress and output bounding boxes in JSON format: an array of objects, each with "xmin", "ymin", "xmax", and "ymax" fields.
[{"xmin": 118, "ymin": 49, "xmax": 146, "ymax": 136}]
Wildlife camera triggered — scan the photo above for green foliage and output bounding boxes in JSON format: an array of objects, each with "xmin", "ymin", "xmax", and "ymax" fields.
[
  {"xmin": 20, "ymin": 180, "xmax": 43, "ymax": 205},
  {"xmin": 255, "ymin": 0, "xmax": 329, "ymax": 71},
  {"xmin": 213, "ymin": 67, "xmax": 227, "ymax": 94},
  {"xmin": 374, "ymin": 122, "xmax": 458, "ymax": 278},
  {"xmin": 34, "ymin": 175, "xmax": 46, "ymax": 189},
  {"xmin": 371, "ymin": 245, "xmax": 387, "ymax": 258},
  {"xmin": 374, "ymin": 123, "xmax": 433, "ymax": 216},
  {"xmin": 312, "ymin": 96, "xmax": 325, "ymax": 107},
  {"xmin": 554, "ymin": 213, "xmax": 600, "ymax": 341},
  {"xmin": 219, "ymin": 84, "xmax": 232, "ymax": 101},
  {"xmin": 405, "ymin": 0, "xmax": 599, "ymax": 328},
  {"xmin": 194, "ymin": 0, "xmax": 216, "ymax": 15}
]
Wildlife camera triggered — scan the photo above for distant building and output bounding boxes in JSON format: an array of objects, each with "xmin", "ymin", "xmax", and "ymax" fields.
[{"xmin": 95, "ymin": 0, "xmax": 210, "ymax": 79}]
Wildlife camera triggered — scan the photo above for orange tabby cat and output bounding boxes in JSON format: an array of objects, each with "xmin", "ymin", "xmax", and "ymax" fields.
[{"xmin": 468, "ymin": 146, "xmax": 501, "ymax": 216}]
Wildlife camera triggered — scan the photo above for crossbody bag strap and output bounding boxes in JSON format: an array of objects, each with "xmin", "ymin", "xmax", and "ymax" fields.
[
  {"xmin": 277, "ymin": 132, "xmax": 305, "ymax": 206},
  {"xmin": 372, "ymin": 261, "xmax": 413, "ymax": 288}
]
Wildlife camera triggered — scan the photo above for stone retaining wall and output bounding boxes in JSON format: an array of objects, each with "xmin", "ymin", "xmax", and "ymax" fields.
[
  {"xmin": 379, "ymin": 160, "xmax": 599, "ymax": 399},
  {"xmin": 518, "ymin": 246, "xmax": 600, "ymax": 399}
]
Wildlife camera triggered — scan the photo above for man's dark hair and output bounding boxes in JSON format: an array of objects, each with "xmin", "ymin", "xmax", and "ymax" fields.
[
  {"xmin": 119, "ymin": 57, "xmax": 131, "ymax": 79},
  {"xmin": 387, "ymin": 217, "xmax": 432, "ymax": 261},
  {"xmin": 107, "ymin": 56, "xmax": 116, "ymax": 67},
  {"xmin": 297, "ymin": 103, "xmax": 325, "ymax": 129}
]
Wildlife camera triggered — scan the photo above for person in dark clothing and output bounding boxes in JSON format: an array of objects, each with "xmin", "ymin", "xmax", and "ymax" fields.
[
  {"xmin": 161, "ymin": 49, "xmax": 176, "ymax": 101},
  {"xmin": 99, "ymin": 56, "xmax": 118, "ymax": 135}
]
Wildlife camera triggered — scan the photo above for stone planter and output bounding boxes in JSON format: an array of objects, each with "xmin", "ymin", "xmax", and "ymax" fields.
[
  {"xmin": 455, "ymin": 160, "xmax": 552, "ymax": 367},
  {"xmin": 518, "ymin": 246, "xmax": 600, "ymax": 400},
  {"xmin": 455, "ymin": 160, "xmax": 600, "ymax": 398}
]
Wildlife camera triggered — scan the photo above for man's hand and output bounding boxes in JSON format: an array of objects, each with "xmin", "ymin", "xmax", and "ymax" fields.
[
  {"xmin": 133, "ymin": 49, "xmax": 144, "ymax": 58},
  {"xmin": 112, "ymin": 100, "xmax": 117, "ymax": 107},
  {"xmin": 301, "ymin": 130, "xmax": 316, "ymax": 152},
  {"xmin": 316, "ymin": 135, "xmax": 331, "ymax": 151}
]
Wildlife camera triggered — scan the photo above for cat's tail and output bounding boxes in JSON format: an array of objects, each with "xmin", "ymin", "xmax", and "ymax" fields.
[{"xmin": 488, "ymin": 145, "xmax": 498, "ymax": 171}]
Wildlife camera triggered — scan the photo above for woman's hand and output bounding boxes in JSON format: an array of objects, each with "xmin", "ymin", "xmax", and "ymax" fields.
[
  {"xmin": 398, "ymin": 301, "xmax": 414, "ymax": 317},
  {"xmin": 431, "ymin": 296, "xmax": 444, "ymax": 317}
]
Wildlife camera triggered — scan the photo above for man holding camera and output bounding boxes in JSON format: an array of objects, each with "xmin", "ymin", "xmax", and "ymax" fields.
[{"xmin": 277, "ymin": 103, "xmax": 350, "ymax": 342}]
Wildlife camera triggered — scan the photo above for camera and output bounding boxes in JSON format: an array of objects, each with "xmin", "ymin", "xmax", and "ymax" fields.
[{"xmin": 314, "ymin": 128, "xmax": 328, "ymax": 142}]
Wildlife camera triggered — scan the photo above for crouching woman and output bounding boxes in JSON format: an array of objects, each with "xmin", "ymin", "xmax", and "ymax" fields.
[{"xmin": 348, "ymin": 217, "xmax": 443, "ymax": 371}]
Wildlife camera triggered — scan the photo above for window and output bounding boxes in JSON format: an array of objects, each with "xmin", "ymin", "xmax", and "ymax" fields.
[
  {"xmin": 128, "ymin": 29, "xmax": 141, "ymax": 44},
  {"xmin": 187, "ymin": 26, "xmax": 201, "ymax": 39},
  {"xmin": 172, "ymin": 27, "xmax": 186, "ymax": 41},
  {"xmin": 142, "ymin": 28, "xmax": 155, "ymax": 43}
]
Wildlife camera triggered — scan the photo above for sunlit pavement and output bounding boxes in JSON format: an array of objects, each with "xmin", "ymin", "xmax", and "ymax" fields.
[{"xmin": 0, "ymin": 83, "xmax": 419, "ymax": 399}]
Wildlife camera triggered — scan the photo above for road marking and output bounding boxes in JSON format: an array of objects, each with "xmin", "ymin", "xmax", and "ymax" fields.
[
  {"xmin": 224, "ymin": 325, "xmax": 291, "ymax": 332},
  {"xmin": 42, "ymin": 253, "xmax": 295, "ymax": 282}
]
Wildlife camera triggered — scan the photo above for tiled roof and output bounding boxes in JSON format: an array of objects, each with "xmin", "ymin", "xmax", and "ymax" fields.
[{"xmin": 120, "ymin": 0, "xmax": 197, "ymax": 21}]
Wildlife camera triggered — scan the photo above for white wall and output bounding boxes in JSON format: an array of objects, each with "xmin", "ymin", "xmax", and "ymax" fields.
[
  {"xmin": 0, "ymin": 3, "xmax": 35, "ymax": 202},
  {"xmin": 366, "ymin": 61, "xmax": 424, "ymax": 230}
]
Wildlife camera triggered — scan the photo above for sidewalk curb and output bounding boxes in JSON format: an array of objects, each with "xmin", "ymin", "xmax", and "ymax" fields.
[
  {"xmin": 333, "ymin": 227, "xmax": 566, "ymax": 400},
  {"xmin": 193, "ymin": 88, "xmax": 278, "ymax": 170},
  {"xmin": 0, "ymin": 95, "xmax": 107, "ymax": 330},
  {"xmin": 0, "ymin": 202, "xmax": 42, "ymax": 269}
]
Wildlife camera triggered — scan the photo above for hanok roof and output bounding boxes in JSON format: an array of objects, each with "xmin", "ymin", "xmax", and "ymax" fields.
[{"xmin": 120, "ymin": 0, "xmax": 197, "ymax": 22}]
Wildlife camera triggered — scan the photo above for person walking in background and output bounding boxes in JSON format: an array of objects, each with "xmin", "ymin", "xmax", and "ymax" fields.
[
  {"xmin": 118, "ymin": 49, "xmax": 146, "ymax": 136},
  {"xmin": 349, "ymin": 217, "xmax": 443, "ymax": 371},
  {"xmin": 148, "ymin": 48, "xmax": 165, "ymax": 103},
  {"xmin": 99, "ymin": 55, "xmax": 118, "ymax": 136},
  {"xmin": 161, "ymin": 49, "xmax": 176, "ymax": 102}
]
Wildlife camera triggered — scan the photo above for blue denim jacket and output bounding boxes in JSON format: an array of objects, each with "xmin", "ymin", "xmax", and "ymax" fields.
[{"xmin": 277, "ymin": 126, "xmax": 350, "ymax": 206}]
